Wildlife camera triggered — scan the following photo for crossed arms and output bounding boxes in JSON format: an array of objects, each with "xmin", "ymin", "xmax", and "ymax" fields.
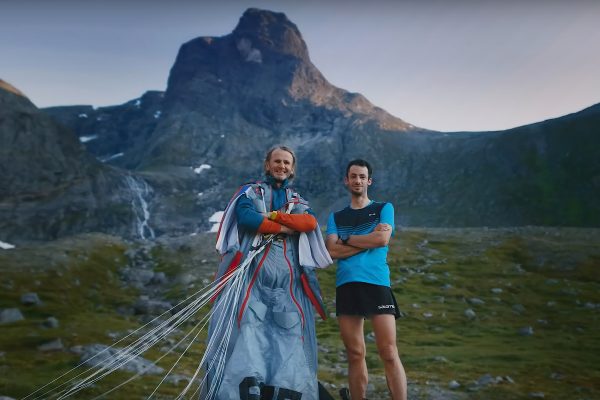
[
  {"xmin": 260, "ymin": 211, "xmax": 317, "ymax": 234},
  {"xmin": 325, "ymin": 223, "xmax": 392, "ymax": 260},
  {"xmin": 236, "ymin": 196, "xmax": 317, "ymax": 235}
]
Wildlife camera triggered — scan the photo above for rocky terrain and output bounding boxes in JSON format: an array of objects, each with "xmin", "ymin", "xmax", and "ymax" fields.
[
  {"xmin": 13, "ymin": 7, "xmax": 598, "ymax": 242},
  {"xmin": 1, "ymin": 9, "xmax": 599, "ymax": 398},
  {"xmin": 0, "ymin": 80, "xmax": 156, "ymax": 242},
  {"xmin": 1, "ymin": 227, "xmax": 598, "ymax": 399}
]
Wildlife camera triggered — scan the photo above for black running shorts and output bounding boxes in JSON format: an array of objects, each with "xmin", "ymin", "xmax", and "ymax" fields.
[{"xmin": 336, "ymin": 282, "xmax": 400, "ymax": 319}]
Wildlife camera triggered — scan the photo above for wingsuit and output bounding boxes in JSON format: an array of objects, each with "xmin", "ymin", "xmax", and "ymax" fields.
[{"xmin": 206, "ymin": 179, "xmax": 332, "ymax": 400}]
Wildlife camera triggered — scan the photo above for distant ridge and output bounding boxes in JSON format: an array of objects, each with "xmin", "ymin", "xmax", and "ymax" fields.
[
  {"xmin": 1, "ymin": 8, "xmax": 598, "ymax": 242},
  {"xmin": 41, "ymin": 8, "xmax": 600, "ymax": 232},
  {"xmin": 0, "ymin": 80, "xmax": 149, "ymax": 242}
]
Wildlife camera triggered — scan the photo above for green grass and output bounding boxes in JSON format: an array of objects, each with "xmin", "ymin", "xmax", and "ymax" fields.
[
  {"xmin": 1, "ymin": 228, "xmax": 599, "ymax": 399},
  {"xmin": 0, "ymin": 234, "xmax": 139, "ymax": 398},
  {"xmin": 312, "ymin": 227, "xmax": 600, "ymax": 398},
  {"xmin": 0, "ymin": 234, "xmax": 215, "ymax": 399}
]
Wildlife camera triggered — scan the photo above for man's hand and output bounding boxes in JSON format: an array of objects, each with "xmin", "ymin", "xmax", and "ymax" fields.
[
  {"xmin": 262, "ymin": 212, "xmax": 317, "ymax": 232},
  {"xmin": 374, "ymin": 223, "xmax": 392, "ymax": 232},
  {"xmin": 260, "ymin": 212, "xmax": 295, "ymax": 235},
  {"xmin": 345, "ymin": 223, "xmax": 392, "ymax": 249},
  {"xmin": 326, "ymin": 234, "xmax": 365, "ymax": 260},
  {"xmin": 279, "ymin": 225, "xmax": 296, "ymax": 235}
]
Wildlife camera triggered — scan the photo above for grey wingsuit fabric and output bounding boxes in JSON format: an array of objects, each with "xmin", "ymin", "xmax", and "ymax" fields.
[{"xmin": 205, "ymin": 182, "xmax": 332, "ymax": 399}]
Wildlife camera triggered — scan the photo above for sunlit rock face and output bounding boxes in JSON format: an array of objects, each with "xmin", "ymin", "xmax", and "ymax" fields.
[{"xmin": 20, "ymin": 8, "xmax": 600, "ymax": 237}]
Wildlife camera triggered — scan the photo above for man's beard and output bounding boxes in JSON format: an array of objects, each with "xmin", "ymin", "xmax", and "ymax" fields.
[{"xmin": 350, "ymin": 187, "xmax": 364, "ymax": 196}]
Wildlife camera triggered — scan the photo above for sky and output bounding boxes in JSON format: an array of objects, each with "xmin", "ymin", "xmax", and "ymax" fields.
[{"xmin": 1, "ymin": 0, "xmax": 599, "ymax": 132}]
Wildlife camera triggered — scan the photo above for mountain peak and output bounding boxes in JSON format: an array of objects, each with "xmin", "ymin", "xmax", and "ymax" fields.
[
  {"xmin": 164, "ymin": 8, "xmax": 415, "ymax": 131},
  {"xmin": 0, "ymin": 79, "xmax": 28, "ymax": 99},
  {"xmin": 232, "ymin": 8, "xmax": 309, "ymax": 60},
  {"xmin": 0, "ymin": 79, "xmax": 37, "ymax": 114}
]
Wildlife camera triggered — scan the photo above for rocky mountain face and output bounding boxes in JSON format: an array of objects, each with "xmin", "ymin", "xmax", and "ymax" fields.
[
  {"xmin": 407, "ymin": 106, "xmax": 600, "ymax": 227},
  {"xmin": 9, "ymin": 8, "xmax": 600, "ymax": 242},
  {"xmin": 43, "ymin": 90, "xmax": 164, "ymax": 169},
  {"xmin": 43, "ymin": 8, "xmax": 425, "ymax": 237},
  {"xmin": 0, "ymin": 81, "xmax": 155, "ymax": 242}
]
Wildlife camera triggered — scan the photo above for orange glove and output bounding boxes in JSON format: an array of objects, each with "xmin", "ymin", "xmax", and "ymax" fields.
[
  {"xmin": 257, "ymin": 218, "xmax": 282, "ymax": 234},
  {"xmin": 272, "ymin": 212, "xmax": 317, "ymax": 232}
]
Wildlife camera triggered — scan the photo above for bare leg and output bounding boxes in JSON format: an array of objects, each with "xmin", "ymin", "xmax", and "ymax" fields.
[
  {"xmin": 338, "ymin": 315, "xmax": 368, "ymax": 399},
  {"xmin": 371, "ymin": 314, "xmax": 407, "ymax": 400}
]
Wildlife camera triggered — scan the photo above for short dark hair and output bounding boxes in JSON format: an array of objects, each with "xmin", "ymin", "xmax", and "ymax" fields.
[{"xmin": 345, "ymin": 159, "xmax": 372, "ymax": 178}]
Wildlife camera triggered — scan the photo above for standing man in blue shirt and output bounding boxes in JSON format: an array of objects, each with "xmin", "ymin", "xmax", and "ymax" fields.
[{"xmin": 326, "ymin": 159, "xmax": 407, "ymax": 400}]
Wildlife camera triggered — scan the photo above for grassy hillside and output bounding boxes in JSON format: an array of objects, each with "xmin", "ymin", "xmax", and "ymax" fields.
[
  {"xmin": 317, "ymin": 227, "xmax": 600, "ymax": 398},
  {"xmin": 0, "ymin": 228, "xmax": 598, "ymax": 399}
]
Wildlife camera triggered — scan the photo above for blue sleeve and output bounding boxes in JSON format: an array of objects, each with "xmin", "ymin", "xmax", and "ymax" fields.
[
  {"xmin": 235, "ymin": 195, "xmax": 264, "ymax": 231},
  {"xmin": 326, "ymin": 212, "xmax": 338, "ymax": 236},
  {"xmin": 380, "ymin": 203, "xmax": 395, "ymax": 235}
]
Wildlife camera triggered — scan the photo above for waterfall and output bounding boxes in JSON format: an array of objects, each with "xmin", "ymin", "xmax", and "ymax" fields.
[{"xmin": 124, "ymin": 175, "xmax": 156, "ymax": 240}]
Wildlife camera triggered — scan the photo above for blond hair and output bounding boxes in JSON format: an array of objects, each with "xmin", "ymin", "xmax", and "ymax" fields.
[{"xmin": 264, "ymin": 145, "xmax": 296, "ymax": 180}]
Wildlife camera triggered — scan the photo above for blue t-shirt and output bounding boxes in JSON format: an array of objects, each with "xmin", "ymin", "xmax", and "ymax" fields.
[{"xmin": 326, "ymin": 201, "xmax": 395, "ymax": 287}]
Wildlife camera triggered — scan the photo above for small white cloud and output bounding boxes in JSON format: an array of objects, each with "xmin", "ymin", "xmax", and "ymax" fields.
[
  {"xmin": 197, "ymin": 192, "xmax": 204, "ymax": 197},
  {"xmin": 220, "ymin": 134, "xmax": 225, "ymax": 138},
  {"xmin": 237, "ymin": 38, "xmax": 262, "ymax": 63},
  {"xmin": 0, "ymin": 241, "xmax": 16, "ymax": 250},
  {"xmin": 154, "ymin": 110, "xmax": 162, "ymax": 119},
  {"xmin": 79, "ymin": 135, "xmax": 98, "ymax": 143},
  {"xmin": 246, "ymin": 48, "xmax": 262, "ymax": 63},
  {"xmin": 193, "ymin": 164, "xmax": 212, "ymax": 174},
  {"xmin": 78, "ymin": 113, "xmax": 88, "ymax": 118}
]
